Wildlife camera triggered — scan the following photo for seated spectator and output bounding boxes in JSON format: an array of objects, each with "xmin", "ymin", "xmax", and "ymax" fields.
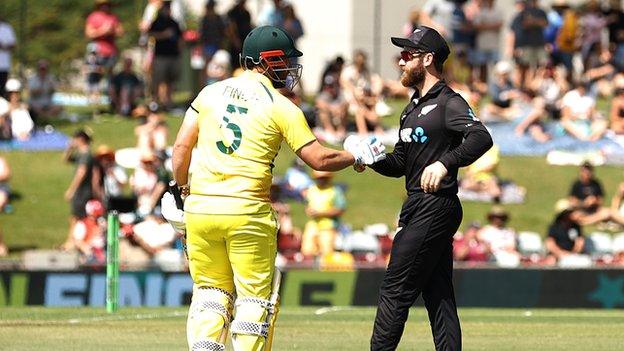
[
  {"xmin": 93, "ymin": 145, "xmax": 128, "ymax": 208},
  {"xmin": 109, "ymin": 57, "xmax": 142, "ymax": 116},
  {"xmin": 118, "ymin": 213, "xmax": 178, "ymax": 269},
  {"xmin": 281, "ymin": 158, "xmax": 313, "ymax": 201},
  {"xmin": 0, "ymin": 156, "xmax": 10, "ymax": 214},
  {"xmin": 71, "ymin": 199, "xmax": 106, "ymax": 265},
  {"xmin": 559, "ymin": 82, "xmax": 607, "ymax": 141},
  {"xmin": 0, "ymin": 79, "xmax": 34, "ymax": 141},
  {"xmin": 134, "ymin": 102, "xmax": 168, "ymax": 159},
  {"xmin": 340, "ymin": 50, "xmax": 384, "ymax": 135},
  {"xmin": 315, "ymin": 75, "xmax": 348, "ymax": 143},
  {"xmin": 271, "ymin": 183, "xmax": 302, "ymax": 258},
  {"xmin": 205, "ymin": 49, "xmax": 231, "ymax": 85},
  {"xmin": 584, "ymin": 44, "xmax": 617, "ymax": 98},
  {"xmin": 568, "ymin": 162, "xmax": 611, "ymax": 225},
  {"xmin": 545, "ymin": 198, "xmax": 585, "ymax": 263},
  {"xmin": 482, "ymin": 61, "xmax": 522, "ymax": 121},
  {"xmin": 515, "ymin": 65, "xmax": 568, "ymax": 142},
  {"xmin": 84, "ymin": 43, "xmax": 104, "ymax": 105},
  {"xmin": 453, "ymin": 222, "xmax": 491, "ymax": 263},
  {"xmin": 610, "ymin": 77, "xmax": 624, "ymax": 135},
  {"xmin": 301, "ymin": 171, "xmax": 346, "ymax": 258},
  {"xmin": 477, "ymin": 206, "xmax": 521, "ymax": 266},
  {"xmin": 461, "ymin": 144, "xmax": 502, "ymax": 202},
  {"xmin": 27, "ymin": 59, "xmax": 63, "ymax": 123},
  {"xmin": 130, "ymin": 153, "xmax": 168, "ymax": 217},
  {"xmin": 0, "ymin": 94, "xmax": 9, "ymax": 140}
]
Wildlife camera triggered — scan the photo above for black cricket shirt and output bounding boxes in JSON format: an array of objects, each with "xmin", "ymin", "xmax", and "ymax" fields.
[{"xmin": 371, "ymin": 80, "xmax": 493, "ymax": 196}]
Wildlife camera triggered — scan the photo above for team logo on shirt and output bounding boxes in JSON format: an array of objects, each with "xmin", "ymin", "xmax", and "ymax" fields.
[
  {"xmin": 418, "ymin": 104, "xmax": 437, "ymax": 118},
  {"xmin": 468, "ymin": 108, "xmax": 479, "ymax": 121},
  {"xmin": 400, "ymin": 127, "xmax": 428, "ymax": 143}
]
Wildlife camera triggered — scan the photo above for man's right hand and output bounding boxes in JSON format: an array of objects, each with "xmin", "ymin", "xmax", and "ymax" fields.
[
  {"xmin": 343, "ymin": 135, "xmax": 386, "ymax": 166},
  {"xmin": 161, "ymin": 192, "xmax": 186, "ymax": 234}
]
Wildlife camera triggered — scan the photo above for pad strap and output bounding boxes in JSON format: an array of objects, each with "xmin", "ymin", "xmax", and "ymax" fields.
[
  {"xmin": 235, "ymin": 297, "xmax": 276, "ymax": 313},
  {"xmin": 191, "ymin": 340, "xmax": 226, "ymax": 351},
  {"xmin": 230, "ymin": 320, "xmax": 270, "ymax": 338},
  {"xmin": 191, "ymin": 287, "xmax": 235, "ymax": 322}
]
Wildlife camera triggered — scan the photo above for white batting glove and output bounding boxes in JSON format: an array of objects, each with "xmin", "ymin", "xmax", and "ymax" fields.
[
  {"xmin": 161, "ymin": 192, "xmax": 186, "ymax": 234},
  {"xmin": 344, "ymin": 135, "xmax": 386, "ymax": 166}
]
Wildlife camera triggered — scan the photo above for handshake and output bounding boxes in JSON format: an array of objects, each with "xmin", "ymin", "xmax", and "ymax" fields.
[{"xmin": 343, "ymin": 135, "xmax": 386, "ymax": 167}]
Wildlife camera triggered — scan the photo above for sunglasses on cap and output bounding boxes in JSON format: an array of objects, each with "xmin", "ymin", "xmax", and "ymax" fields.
[{"xmin": 400, "ymin": 50, "xmax": 428, "ymax": 62}]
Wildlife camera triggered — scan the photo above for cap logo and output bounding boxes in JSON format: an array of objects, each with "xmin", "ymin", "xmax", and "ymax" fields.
[{"xmin": 413, "ymin": 29, "xmax": 421, "ymax": 33}]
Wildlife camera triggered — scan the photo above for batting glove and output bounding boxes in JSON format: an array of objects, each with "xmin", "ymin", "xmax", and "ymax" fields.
[
  {"xmin": 344, "ymin": 135, "xmax": 386, "ymax": 166},
  {"xmin": 161, "ymin": 192, "xmax": 186, "ymax": 234}
]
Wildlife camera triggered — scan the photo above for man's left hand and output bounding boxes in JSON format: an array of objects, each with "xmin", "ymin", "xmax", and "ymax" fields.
[
  {"xmin": 421, "ymin": 161, "xmax": 448, "ymax": 193},
  {"xmin": 161, "ymin": 192, "xmax": 186, "ymax": 234}
]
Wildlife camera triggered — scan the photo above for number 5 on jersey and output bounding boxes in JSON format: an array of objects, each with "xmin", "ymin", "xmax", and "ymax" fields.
[{"xmin": 216, "ymin": 104, "xmax": 247, "ymax": 154}]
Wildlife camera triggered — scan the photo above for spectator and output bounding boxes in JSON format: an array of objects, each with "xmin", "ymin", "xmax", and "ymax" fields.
[
  {"xmin": 555, "ymin": 5, "xmax": 580, "ymax": 82},
  {"xmin": 205, "ymin": 49, "xmax": 232, "ymax": 85},
  {"xmin": 0, "ymin": 93, "xmax": 9, "ymax": 140},
  {"xmin": 93, "ymin": 145, "xmax": 127, "ymax": 208},
  {"xmin": 546, "ymin": 198, "xmax": 585, "ymax": 263},
  {"xmin": 453, "ymin": 222, "xmax": 491, "ymax": 263},
  {"xmin": 568, "ymin": 162, "xmax": 611, "ymax": 225},
  {"xmin": 545, "ymin": 0, "xmax": 568, "ymax": 68},
  {"xmin": 0, "ymin": 156, "xmax": 10, "ymax": 214},
  {"xmin": 71, "ymin": 199, "xmax": 106, "ymax": 264},
  {"xmin": 560, "ymin": 82, "xmax": 607, "ymax": 141},
  {"xmin": 84, "ymin": 43, "xmax": 105, "ymax": 105},
  {"xmin": 315, "ymin": 75, "xmax": 348, "ymax": 143},
  {"xmin": 27, "ymin": 59, "xmax": 63, "ymax": 123},
  {"xmin": 471, "ymin": 0, "xmax": 503, "ymax": 83},
  {"xmin": 109, "ymin": 57, "xmax": 143, "ymax": 116},
  {"xmin": 477, "ymin": 206, "xmax": 521, "ymax": 266},
  {"xmin": 271, "ymin": 182, "xmax": 302, "ymax": 258},
  {"xmin": 0, "ymin": 15, "xmax": 16, "ymax": 98},
  {"xmin": 483, "ymin": 61, "xmax": 521, "ymax": 121},
  {"xmin": 135, "ymin": 102, "xmax": 168, "ymax": 159},
  {"xmin": 281, "ymin": 158, "xmax": 313, "ymax": 201},
  {"xmin": 148, "ymin": 1, "xmax": 183, "ymax": 109},
  {"xmin": 604, "ymin": 0, "xmax": 624, "ymax": 70},
  {"xmin": 509, "ymin": 0, "xmax": 548, "ymax": 88},
  {"xmin": 282, "ymin": 4, "xmax": 304, "ymax": 58},
  {"xmin": 257, "ymin": 0, "xmax": 285, "ymax": 28},
  {"xmin": 226, "ymin": 0, "xmax": 253, "ymax": 66},
  {"xmin": 340, "ymin": 50, "xmax": 383, "ymax": 136},
  {"xmin": 579, "ymin": 0, "xmax": 606, "ymax": 68},
  {"xmin": 610, "ymin": 77, "xmax": 624, "ymax": 135},
  {"xmin": 84, "ymin": 0, "xmax": 124, "ymax": 78},
  {"xmin": 584, "ymin": 44, "xmax": 617, "ymax": 98},
  {"xmin": 1, "ymin": 79, "xmax": 34, "ymax": 141},
  {"xmin": 319, "ymin": 56, "xmax": 345, "ymax": 93},
  {"xmin": 199, "ymin": 0, "xmax": 226, "ymax": 66},
  {"xmin": 61, "ymin": 130, "xmax": 96, "ymax": 251},
  {"xmin": 119, "ymin": 213, "xmax": 179, "ymax": 269},
  {"xmin": 419, "ymin": 0, "xmax": 455, "ymax": 39},
  {"xmin": 301, "ymin": 171, "xmax": 346, "ymax": 258},
  {"xmin": 130, "ymin": 153, "xmax": 168, "ymax": 218},
  {"xmin": 402, "ymin": 7, "xmax": 420, "ymax": 37},
  {"xmin": 461, "ymin": 144, "xmax": 502, "ymax": 202}
]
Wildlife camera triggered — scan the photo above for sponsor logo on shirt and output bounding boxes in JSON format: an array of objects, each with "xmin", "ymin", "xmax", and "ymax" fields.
[{"xmin": 400, "ymin": 127, "xmax": 428, "ymax": 143}]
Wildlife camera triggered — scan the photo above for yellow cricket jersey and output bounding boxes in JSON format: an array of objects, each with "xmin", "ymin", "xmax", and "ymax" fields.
[{"xmin": 184, "ymin": 71, "xmax": 316, "ymax": 215}]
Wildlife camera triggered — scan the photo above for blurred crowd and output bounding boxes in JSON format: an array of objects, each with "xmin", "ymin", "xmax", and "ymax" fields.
[{"xmin": 1, "ymin": 0, "xmax": 624, "ymax": 270}]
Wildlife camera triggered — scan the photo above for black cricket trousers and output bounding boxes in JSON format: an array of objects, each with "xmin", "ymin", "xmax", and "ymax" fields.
[{"xmin": 371, "ymin": 193, "xmax": 463, "ymax": 351}]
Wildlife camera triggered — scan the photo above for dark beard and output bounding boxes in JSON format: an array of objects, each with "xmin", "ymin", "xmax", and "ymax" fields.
[{"xmin": 400, "ymin": 61, "xmax": 425, "ymax": 88}]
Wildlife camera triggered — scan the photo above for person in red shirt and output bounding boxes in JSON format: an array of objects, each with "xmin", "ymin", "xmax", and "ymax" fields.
[
  {"xmin": 85, "ymin": 0, "xmax": 124, "ymax": 77},
  {"xmin": 453, "ymin": 222, "xmax": 491, "ymax": 263}
]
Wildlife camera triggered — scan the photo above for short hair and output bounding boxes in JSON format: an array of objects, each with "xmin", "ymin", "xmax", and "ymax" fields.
[
  {"xmin": 581, "ymin": 161, "xmax": 593, "ymax": 171},
  {"xmin": 432, "ymin": 57, "xmax": 444, "ymax": 74}
]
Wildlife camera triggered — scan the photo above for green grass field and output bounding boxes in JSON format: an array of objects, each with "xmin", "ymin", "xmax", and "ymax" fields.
[
  {"xmin": 1, "ymin": 306, "xmax": 623, "ymax": 350},
  {"xmin": 1, "ymin": 99, "xmax": 623, "ymax": 251}
]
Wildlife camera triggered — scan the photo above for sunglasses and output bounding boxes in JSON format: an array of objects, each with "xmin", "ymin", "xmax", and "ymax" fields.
[{"xmin": 400, "ymin": 50, "xmax": 427, "ymax": 62}]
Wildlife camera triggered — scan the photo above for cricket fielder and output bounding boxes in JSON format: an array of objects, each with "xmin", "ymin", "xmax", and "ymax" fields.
[{"xmin": 162, "ymin": 25, "xmax": 386, "ymax": 351}]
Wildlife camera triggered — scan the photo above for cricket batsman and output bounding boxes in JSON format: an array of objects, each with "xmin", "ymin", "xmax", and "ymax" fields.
[{"xmin": 161, "ymin": 25, "xmax": 386, "ymax": 351}]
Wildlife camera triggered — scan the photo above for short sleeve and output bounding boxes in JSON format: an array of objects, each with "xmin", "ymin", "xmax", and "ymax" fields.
[{"xmin": 273, "ymin": 99, "xmax": 316, "ymax": 152}]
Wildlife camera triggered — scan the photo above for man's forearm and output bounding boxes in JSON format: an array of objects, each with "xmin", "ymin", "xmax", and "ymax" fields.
[{"xmin": 172, "ymin": 144, "xmax": 192, "ymax": 186}]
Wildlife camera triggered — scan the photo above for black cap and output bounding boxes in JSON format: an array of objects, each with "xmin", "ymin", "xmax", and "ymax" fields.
[{"xmin": 391, "ymin": 26, "xmax": 450, "ymax": 64}]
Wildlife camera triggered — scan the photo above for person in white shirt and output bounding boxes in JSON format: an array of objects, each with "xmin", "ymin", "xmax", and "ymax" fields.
[
  {"xmin": 28, "ymin": 59, "xmax": 63, "ymax": 122},
  {"xmin": 477, "ymin": 206, "xmax": 521, "ymax": 267},
  {"xmin": 0, "ymin": 17, "xmax": 16, "ymax": 98},
  {"xmin": 560, "ymin": 82, "xmax": 607, "ymax": 141},
  {"xmin": 0, "ymin": 79, "xmax": 33, "ymax": 141}
]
